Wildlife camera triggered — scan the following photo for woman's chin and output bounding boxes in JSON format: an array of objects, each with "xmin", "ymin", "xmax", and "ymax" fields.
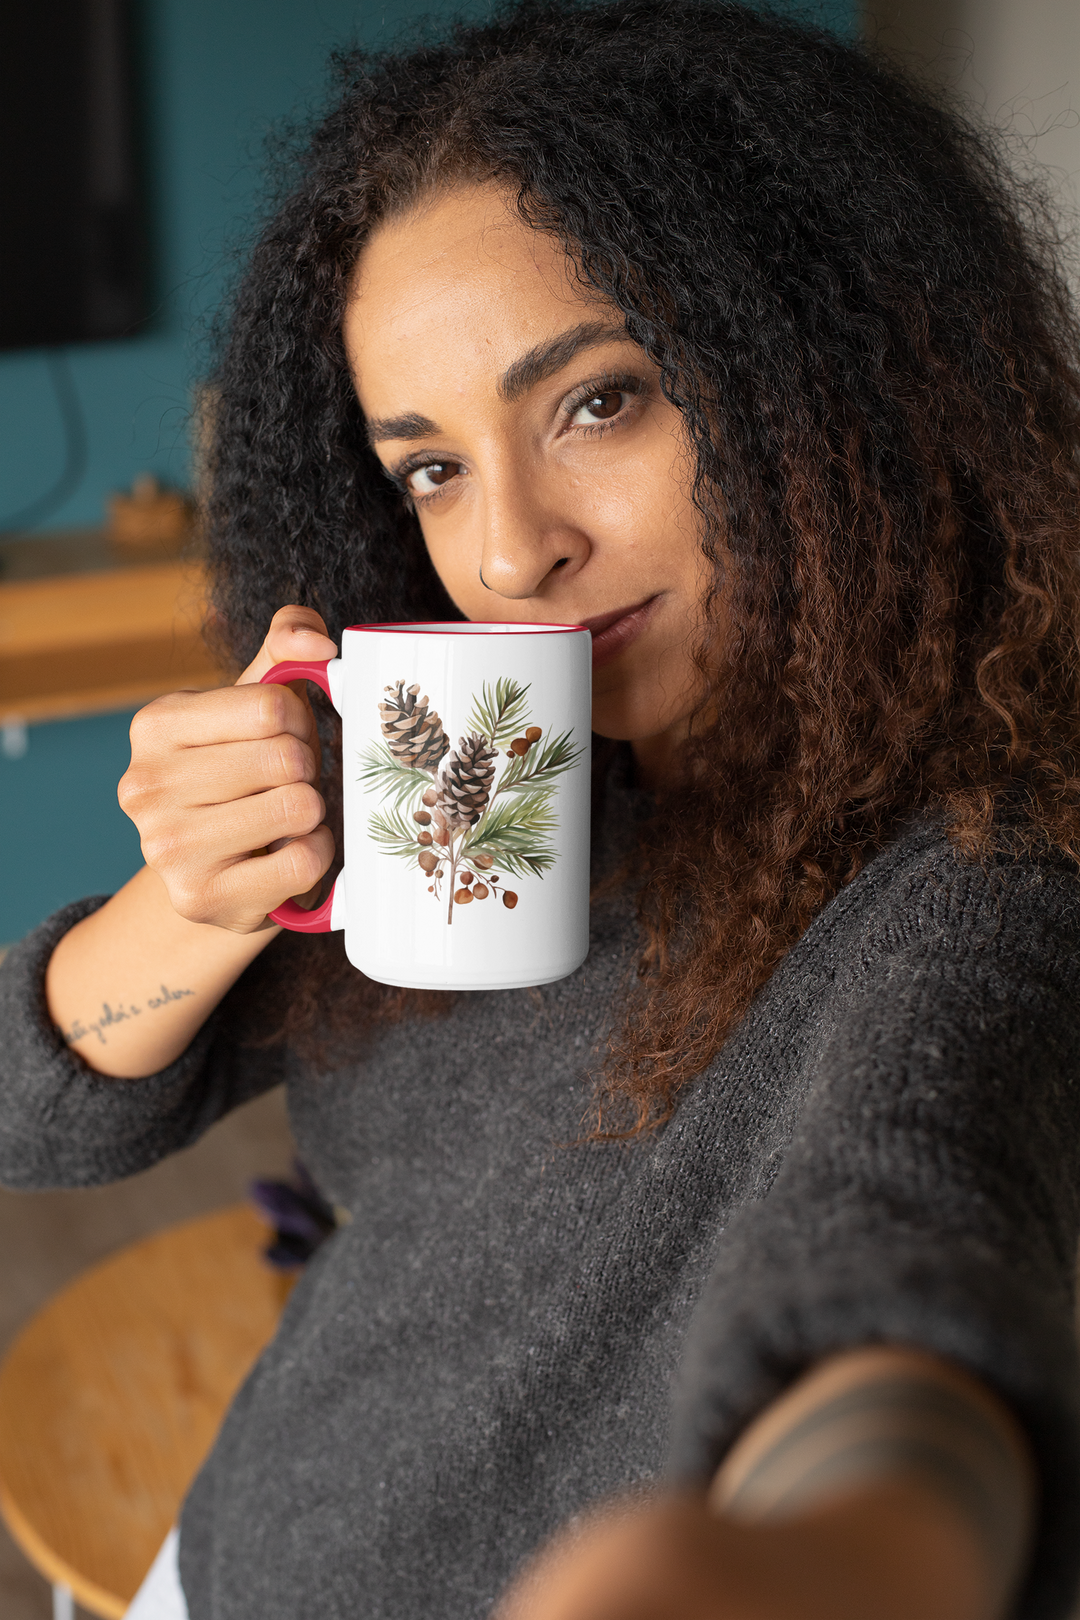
[
  {"xmin": 590, "ymin": 704, "xmax": 670, "ymax": 748},
  {"xmin": 589, "ymin": 702, "xmax": 644, "ymax": 744}
]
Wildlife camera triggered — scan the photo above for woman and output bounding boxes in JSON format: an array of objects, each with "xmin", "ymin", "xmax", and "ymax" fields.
[{"xmin": 3, "ymin": 1, "xmax": 1080, "ymax": 1616}]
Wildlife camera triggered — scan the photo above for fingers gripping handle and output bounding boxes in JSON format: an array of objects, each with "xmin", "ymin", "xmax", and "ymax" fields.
[{"xmin": 259, "ymin": 658, "xmax": 345, "ymax": 933}]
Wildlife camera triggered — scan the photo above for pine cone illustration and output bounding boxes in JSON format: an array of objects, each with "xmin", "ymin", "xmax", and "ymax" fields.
[
  {"xmin": 378, "ymin": 681, "xmax": 449, "ymax": 773},
  {"xmin": 437, "ymin": 734, "xmax": 498, "ymax": 829}
]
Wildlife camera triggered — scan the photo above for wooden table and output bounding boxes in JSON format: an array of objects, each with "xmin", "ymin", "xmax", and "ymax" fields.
[
  {"xmin": 0, "ymin": 529, "xmax": 227, "ymax": 726},
  {"xmin": 0, "ymin": 1205, "xmax": 291, "ymax": 1618}
]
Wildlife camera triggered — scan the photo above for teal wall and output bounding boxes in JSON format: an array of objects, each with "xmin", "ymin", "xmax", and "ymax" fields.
[
  {"xmin": 0, "ymin": 0, "xmax": 855, "ymax": 944},
  {"xmin": 1, "ymin": 709, "xmax": 147, "ymax": 933}
]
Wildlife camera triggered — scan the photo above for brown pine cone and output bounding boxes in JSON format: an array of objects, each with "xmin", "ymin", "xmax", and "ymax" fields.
[
  {"xmin": 437, "ymin": 733, "xmax": 498, "ymax": 829},
  {"xmin": 378, "ymin": 681, "xmax": 449, "ymax": 773}
]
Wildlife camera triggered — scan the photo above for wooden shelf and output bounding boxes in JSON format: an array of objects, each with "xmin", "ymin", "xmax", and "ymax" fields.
[{"xmin": 0, "ymin": 531, "xmax": 228, "ymax": 725}]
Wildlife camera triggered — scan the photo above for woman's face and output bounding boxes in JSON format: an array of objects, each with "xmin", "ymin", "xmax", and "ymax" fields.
[{"xmin": 344, "ymin": 184, "xmax": 711, "ymax": 776}]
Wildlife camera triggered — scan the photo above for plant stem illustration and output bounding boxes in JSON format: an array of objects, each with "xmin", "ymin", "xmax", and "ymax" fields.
[{"xmin": 359, "ymin": 677, "xmax": 582, "ymax": 924}]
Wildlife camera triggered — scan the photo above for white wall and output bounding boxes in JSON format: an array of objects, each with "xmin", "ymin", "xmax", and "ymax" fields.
[{"xmin": 865, "ymin": 0, "xmax": 1080, "ymax": 292}]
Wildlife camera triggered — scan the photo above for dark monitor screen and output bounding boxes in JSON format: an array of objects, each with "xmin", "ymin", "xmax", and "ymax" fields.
[{"xmin": 0, "ymin": 0, "xmax": 148, "ymax": 352}]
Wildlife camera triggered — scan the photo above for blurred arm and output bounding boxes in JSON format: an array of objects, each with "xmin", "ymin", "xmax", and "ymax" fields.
[{"xmin": 497, "ymin": 1345, "xmax": 1034, "ymax": 1620}]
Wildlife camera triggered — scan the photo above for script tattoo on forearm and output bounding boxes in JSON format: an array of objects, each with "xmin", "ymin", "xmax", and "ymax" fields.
[
  {"xmin": 60, "ymin": 984, "xmax": 195, "ymax": 1047},
  {"xmin": 716, "ymin": 1375, "xmax": 1032, "ymax": 1594}
]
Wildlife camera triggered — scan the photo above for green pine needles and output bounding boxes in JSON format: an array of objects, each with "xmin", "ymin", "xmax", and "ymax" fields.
[{"xmin": 466, "ymin": 676, "xmax": 532, "ymax": 749}]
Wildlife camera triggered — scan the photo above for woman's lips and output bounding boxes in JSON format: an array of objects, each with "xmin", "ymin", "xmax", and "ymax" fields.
[{"xmin": 582, "ymin": 596, "xmax": 659, "ymax": 668}]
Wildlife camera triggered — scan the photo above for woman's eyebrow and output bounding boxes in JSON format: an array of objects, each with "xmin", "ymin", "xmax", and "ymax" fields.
[
  {"xmin": 366, "ymin": 410, "xmax": 437, "ymax": 446},
  {"xmin": 365, "ymin": 319, "xmax": 630, "ymax": 445},
  {"xmin": 498, "ymin": 319, "xmax": 629, "ymax": 402}
]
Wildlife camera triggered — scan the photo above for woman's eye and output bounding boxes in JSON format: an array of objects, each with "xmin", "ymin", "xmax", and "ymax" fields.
[
  {"xmin": 404, "ymin": 461, "xmax": 463, "ymax": 497},
  {"xmin": 568, "ymin": 389, "xmax": 630, "ymax": 426}
]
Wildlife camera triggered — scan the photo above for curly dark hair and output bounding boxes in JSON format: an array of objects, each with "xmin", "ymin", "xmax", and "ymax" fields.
[{"xmin": 207, "ymin": 0, "xmax": 1080, "ymax": 1132}]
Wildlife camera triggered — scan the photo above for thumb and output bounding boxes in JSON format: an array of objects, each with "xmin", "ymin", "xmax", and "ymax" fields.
[{"xmin": 238, "ymin": 604, "xmax": 339, "ymax": 686}]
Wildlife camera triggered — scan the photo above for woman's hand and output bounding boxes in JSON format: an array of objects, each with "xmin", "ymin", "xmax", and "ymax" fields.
[
  {"xmin": 45, "ymin": 606, "xmax": 339, "ymax": 1079},
  {"xmin": 118, "ymin": 604, "xmax": 338, "ymax": 934},
  {"xmin": 496, "ymin": 1348, "xmax": 1035, "ymax": 1620}
]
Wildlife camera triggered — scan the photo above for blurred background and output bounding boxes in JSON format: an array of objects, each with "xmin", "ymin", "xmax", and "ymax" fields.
[{"xmin": 0, "ymin": 0, "xmax": 1074, "ymax": 1615}]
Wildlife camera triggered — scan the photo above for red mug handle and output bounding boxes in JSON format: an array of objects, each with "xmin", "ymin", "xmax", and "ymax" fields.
[{"xmin": 259, "ymin": 658, "xmax": 343, "ymax": 933}]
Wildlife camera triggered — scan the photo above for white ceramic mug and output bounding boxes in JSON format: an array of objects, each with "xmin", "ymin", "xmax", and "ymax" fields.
[{"xmin": 261, "ymin": 621, "xmax": 592, "ymax": 990}]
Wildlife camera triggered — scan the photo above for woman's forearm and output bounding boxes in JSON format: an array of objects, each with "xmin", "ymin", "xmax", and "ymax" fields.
[
  {"xmin": 496, "ymin": 1346, "xmax": 1036, "ymax": 1620},
  {"xmin": 45, "ymin": 865, "xmax": 277, "ymax": 1078},
  {"xmin": 44, "ymin": 608, "xmax": 341, "ymax": 1081},
  {"xmin": 710, "ymin": 1343, "xmax": 1036, "ymax": 1612}
]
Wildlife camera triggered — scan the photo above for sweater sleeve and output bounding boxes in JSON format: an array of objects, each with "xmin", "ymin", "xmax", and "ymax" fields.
[
  {"xmin": 670, "ymin": 845, "xmax": 1080, "ymax": 1620},
  {"xmin": 0, "ymin": 897, "xmax": 286, "ymax": 1190}
]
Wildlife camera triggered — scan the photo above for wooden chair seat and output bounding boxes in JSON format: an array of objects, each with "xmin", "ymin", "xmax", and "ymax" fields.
[{"xmin": 0, "ymin": 1205, "xmax": 289, "ymax": 1618}]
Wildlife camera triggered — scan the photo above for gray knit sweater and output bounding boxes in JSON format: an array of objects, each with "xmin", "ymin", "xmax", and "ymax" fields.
[{"xmin": 2, "ymin": 816, "xmax": 1080, "ymax": 1620}]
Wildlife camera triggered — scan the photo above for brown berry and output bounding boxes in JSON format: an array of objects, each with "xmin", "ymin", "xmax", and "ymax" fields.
[
  {"xmin": 490, "ymin": 875, "xmax": 499, "ymax": 883},
  {"xmin": 454, "ymin": 888, "xmax": 473, "ymax": 904},
  {"xmin": 525, "ymin": 726, "xmax": 542, "ymax": 744},
  {"xmin": 510, "ymin": 737, "xmax": 529, "ymax": 756},
  {"xmin": 413, "ymin": 810, "xmax": 432, "ymax": 825},
  {"xmin": 502, "ymin": 890, "xmax": 518, "ymax": 909},
  {"xmin": 472, "ymin": 853, "xmax": 493, "ymax": 869},
  {"xmin": 427, "ymin": 885, "xmax": 434, "ymax": 893},
  {"xmin": 421, "ymin": 787, "xmax": 438, "ymax": 806},
  {"xmin": 417, "ymin": 831, "xmax": 433, "ymax": 846},
  {"xmin": 460, "ymin": 870, "xmax": 474, "ymax": 885},
  {"xmin": 418, "ymin": 851, "xmax": 438, "ymax": 873},
  {"xmin": 473, "ymin": 883, "xmax": 489, "ymax": 900}
]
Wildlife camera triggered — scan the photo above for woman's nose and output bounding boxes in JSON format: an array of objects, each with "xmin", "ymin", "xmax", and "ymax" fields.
[{"xmin": 476, "ymin": 475, "xmax": 590, "ymax": 600}]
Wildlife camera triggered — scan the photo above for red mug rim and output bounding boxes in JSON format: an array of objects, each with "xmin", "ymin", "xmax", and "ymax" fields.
[{"xmin": 344, "ymin": 620, "xmax": 589, "ymax": 636}]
